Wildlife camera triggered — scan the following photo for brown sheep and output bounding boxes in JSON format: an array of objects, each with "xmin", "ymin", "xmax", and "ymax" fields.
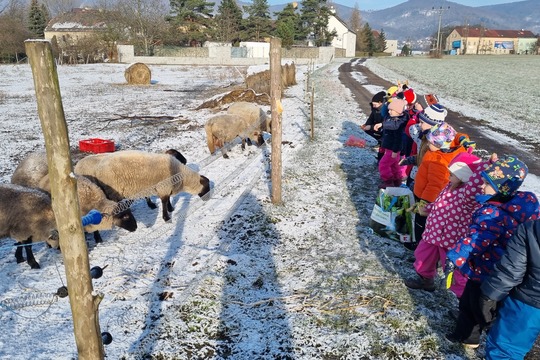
[{"xmin": 205, "ymin": 114, "xmax": 264, "ymax": 159}]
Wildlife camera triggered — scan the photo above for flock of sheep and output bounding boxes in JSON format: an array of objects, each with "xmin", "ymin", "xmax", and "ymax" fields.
[{"xmin": 0, "ymin": 101, "xmax": 271, "ymax": 270}]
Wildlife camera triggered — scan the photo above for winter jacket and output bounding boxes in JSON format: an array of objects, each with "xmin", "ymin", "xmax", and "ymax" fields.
[
  {"xmin": 481, "ymin": 220, "xmax": 540, "ymax": 309},
  {"xmin": 380, "ymin": 112, "xmax": 409, "ymax": 153},
  {"xmin": 447, "ymin": 191, "xmax": 540, "ymax": 283},
  {"xmin": 362, "ymin": 104, "xmax": 383, "ymax": 143},
  {"xmin": 413, "ymin": 145, "xmax": 467, "ymax": 203},
  {"xmin": 422, "ymin": 160, "xmax": 488, "ymax": 250}
]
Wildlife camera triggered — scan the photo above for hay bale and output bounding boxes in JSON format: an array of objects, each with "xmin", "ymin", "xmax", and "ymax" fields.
[{"xmin": 125, "ymin": 63, "xmax": 151, "ymax": 85}]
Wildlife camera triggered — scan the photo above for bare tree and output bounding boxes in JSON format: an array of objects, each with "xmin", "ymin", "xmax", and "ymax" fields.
[
  {"xmin": 349, "ymin": 2, "xmax": 361, "ymax": 52},
  {"xmin": 42, "ymin": 0, "xmax": 82, "ymax": 17}
]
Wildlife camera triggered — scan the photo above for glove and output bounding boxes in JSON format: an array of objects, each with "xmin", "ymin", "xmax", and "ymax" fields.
[
  {"xmin": 479, "ymin": 293, "xmax": 497, "ymax": 324},
  {"xmin": 399, "ymin": 155, "xmax": 416, "ymax": 166},
  {"xmin": 458, "ymin": 135, "xmax": 476, "ymax": 150},
  {"xmin": 444, "ymin": 258, "xmax": 456, "ymax": 289}
]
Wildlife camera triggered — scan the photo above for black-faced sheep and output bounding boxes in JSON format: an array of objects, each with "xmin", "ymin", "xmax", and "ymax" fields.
[
  {"xmin": 74, "ymin": 150, "xmax": 211, "ymax": 222},
  {"xmin": 227, "ymin": 101, "xmax": 271, "ymax": 134},
  {"xmin": 0, "ymin": 183, "xmax": 59, "ymax": 269},
  {"xmin": 11, "ymin": 152, "xmax": 137, "ymax": 243},
  {"xmin": 205, "ymin": 114, "xmax": 264, "ymax": 159}
]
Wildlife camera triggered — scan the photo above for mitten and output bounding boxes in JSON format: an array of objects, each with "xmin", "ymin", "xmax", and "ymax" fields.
[
  {"xmin": 479, "ymin": 293, "xmax": 497, "ymax": 324},
  {"xmin": 444, "ymin": 258, "xmax": 456, "ymax": 289}
]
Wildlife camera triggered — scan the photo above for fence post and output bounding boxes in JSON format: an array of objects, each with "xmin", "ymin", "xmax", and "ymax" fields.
[
  {"xmin": 270, "ymin": 37, "xmax": 282, "ymax": 205},
  {"xmin": 24, "ymin": 40, "xmax": 105, "ymax": 360}
]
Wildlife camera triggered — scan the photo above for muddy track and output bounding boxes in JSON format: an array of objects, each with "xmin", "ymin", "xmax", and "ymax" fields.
[{"xmin": 338, "ymin": 58, "xmax": 540, "ymax": 175}]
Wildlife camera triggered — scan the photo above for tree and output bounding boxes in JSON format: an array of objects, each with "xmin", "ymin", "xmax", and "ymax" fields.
[
  {"xmin": 167, "ymin": 0, "xmax": 215, "ymax": 46},
  {"xmin": 348, "ymin": 3, "xmax": 361, "ymax": 51},
  {"xmin": 214, "ymin": 0, "xmax": 243, "ymax": 44},
  {"xmin": 299, "ymin": 0, "xmax": 336, "ymax": 46},
  {"xmin": 28, "ymin": 0, "xmax": 49, "ymax": 38},
  {"xmin": 375, "ymin": 28, "xmax": 387, "ymax": 52},
  {"xmin": 358, "ymin": 23, "xmax": 375, "ymax": 55},
  {"xmin": 0, "ymin": 13, "xmax": 31, "ymax": 62},
  {"xmin": 244, "ymin": 0, "xmax": 271, "ymax": 42},
  {"xmin": 401, "ymin": 44, "xmax": 411, "ymax": 56},
  {"xmin": 274, "ymin": 2, "xmax": 300, "ymax": 46}
]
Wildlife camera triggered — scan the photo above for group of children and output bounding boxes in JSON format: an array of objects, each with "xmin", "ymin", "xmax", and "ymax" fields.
[{"xmin": 361, "ymin": 85, "xmax": 540, "ymax": 359}]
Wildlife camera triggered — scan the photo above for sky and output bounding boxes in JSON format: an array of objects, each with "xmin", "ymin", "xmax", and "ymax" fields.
[
  {"xmin": 1, "ymin": 55, "xmax": 539, "ymax": 359},
  {"xmin": 266, "ymin": 0, "xmax": 525, "ymax": 11}
]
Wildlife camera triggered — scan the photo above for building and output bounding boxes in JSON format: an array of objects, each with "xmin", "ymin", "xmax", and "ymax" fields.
[
  {"xmin": 328, "ymin": 13, "xmax": 356, "ymax": 57},
  {"xmin": 446, "ymin": 27, "xmax": 538, "ymax": 55}
]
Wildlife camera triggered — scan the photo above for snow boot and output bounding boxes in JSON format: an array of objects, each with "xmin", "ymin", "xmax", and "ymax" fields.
[{"xmin": 404, "ymin": 275, "xmax": 436, "ymax": 292}]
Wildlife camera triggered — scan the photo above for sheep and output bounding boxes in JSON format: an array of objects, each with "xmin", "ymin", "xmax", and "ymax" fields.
[
  {"xmin": 11, "ymin": 152, "xmax": 138, "ymax": 243},
  {"xmin": 74, "ymin": 150, "xmax": 211, "ymax": 222},
  {"xmin": 0, "ymin": 183, "xmax": 59, "ymax": 269},
  {"xmin": 205, "ymin": 114, "xmax": 264, "ymax": 159},
  {"xmin": 227, "ymin": 101, "xmax": 271, "ymax": 134}
]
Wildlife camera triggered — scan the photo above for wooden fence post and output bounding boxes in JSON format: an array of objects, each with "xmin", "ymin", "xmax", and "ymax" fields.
[
  {"xmin": 270, "ymin": 37, "xmax": 282, "ymax": 205},
  {"xmin": 25, "ymin": 40, "xmax": 105, "ymax": 360}
]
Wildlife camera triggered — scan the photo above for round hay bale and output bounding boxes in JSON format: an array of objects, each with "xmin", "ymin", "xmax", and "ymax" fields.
[{"xmin": 124, "ymin": 63, "xmax": 151, "ymax": 85}]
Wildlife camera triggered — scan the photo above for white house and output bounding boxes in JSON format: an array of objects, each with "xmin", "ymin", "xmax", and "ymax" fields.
[{"xmin": 328, "ymin": 13, "xmax": 356, "ymax": 57}]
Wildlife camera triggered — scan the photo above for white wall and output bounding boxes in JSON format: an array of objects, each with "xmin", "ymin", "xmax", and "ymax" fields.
[{"xmin": 328, "ymin": 16, "xmax": 356, "ymax": 57}]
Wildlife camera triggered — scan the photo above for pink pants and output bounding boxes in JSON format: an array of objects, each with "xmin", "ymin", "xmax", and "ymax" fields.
[
  {"xmin": 413, "ymin": 240, "xmax": 467, "ymax": 298},
  {"xmin": 378, "ymin": 149, "xmax": 406, "ymax": 182}
]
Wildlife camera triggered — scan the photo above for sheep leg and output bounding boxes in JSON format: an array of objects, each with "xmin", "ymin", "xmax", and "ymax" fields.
[
  {"xmin": 145, "ymin": 197, "xmax": 157, "ymax": 209},
  {"xmin": 93, "ymin": 230, "xmax": 103, "ymax": 243},
  {"xmin": 161, "ymin": 196, "xmax": 171, "ymax": 222},
  {"xmin": 23, "ymin": 238, "xmax": 40, "ymax": 269},
  {"xmin": 220, "ymin": 148, "xmax": 229, "ymax": 159},
  {"xmin": 246, "ymin": 138, "xmax": 253, "ymax": 146},
  {"xmin": 241, "ymin": 138, "xmax": 246, "ymax": 151},
  {"xmin": 15, "ymin": 242, "xmax": 25, "ymax": 264},
  {"xmin": 166, "ymin": 198, "xmax": 174, "ymax": 212}
]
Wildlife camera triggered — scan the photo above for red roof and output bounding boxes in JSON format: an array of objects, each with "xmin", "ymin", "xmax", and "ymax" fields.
[{"xmin": 453, "ymin": 26, "xmax": 536, "ymax": 38}]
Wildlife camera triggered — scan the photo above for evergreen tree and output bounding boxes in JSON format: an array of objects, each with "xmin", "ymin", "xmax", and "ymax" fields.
[
  {"xmin": 274, "ymin": 3, "xmax": 300, "ymax": 47},
  {"xmin": 376, "ymin": 28, "xmax": 387, "ymax": 52},
  {"xmin": 244, "ymin": 0, "xmax": 271, "ymax": 42},
  {"xmin": 358, "ymin": 23, "xmax": 375, "ymax": 55},
  {"xmin": 167, "ymin": 0, "xmax": 215, "ymax": 46},
  {"xmin": 299, "ymin": 0, "xmax": 335, "ymax": 46},
  {"xmin": 215, "ymin": 0, "xmax": 243, "ymax": 44},
  {"xmin": 28, "ymin": 0, "xmax": 48, "ymax": 38}
]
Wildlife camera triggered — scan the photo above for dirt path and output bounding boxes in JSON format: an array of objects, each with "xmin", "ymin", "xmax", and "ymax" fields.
[{"xmin": 338, "ymin": 58, "xmax": 540, "ymax": 175}]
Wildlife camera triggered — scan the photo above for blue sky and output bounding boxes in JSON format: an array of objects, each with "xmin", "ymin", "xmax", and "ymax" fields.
[{"xmin": 265, "ymin": 0, "xmax": 525, "ymax": 11}]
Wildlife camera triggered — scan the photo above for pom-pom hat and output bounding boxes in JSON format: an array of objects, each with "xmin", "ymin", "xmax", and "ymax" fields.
[
  {"xmin": 481, "ymin": 155, "xmax": 528, "ymax": 197},
  {"xmin": 403, "ymin": 89, "xmax": 417, "ymax": 105},
  {"xmin": 419, "ymin": 103, "xmax": 448, "ymax": 126},
  {"xmin": 448, "ymin": 151, "xmax": 481, "ymax": 182},
  {"xmin": 426, "ymin": 122, "xmax": 456, "ymax": 149}
]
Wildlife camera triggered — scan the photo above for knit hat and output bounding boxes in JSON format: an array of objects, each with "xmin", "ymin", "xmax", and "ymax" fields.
[
  {"xmin": 419, "ymin": 103, "xmax": 448, "ymax": 126},
  {"xmin": 481, "ymin": 155, "xmax": 528, "ymax": 197},
  {"xmin": 386, "ymin": 85, "xmax": 399, "ymax": 101},
  {"xmin": 371, "ymin": 91, "xmax": 386, "ymax": 104},
  {"xmin": 387, "ymin": 98, "xmax": 407, "ymax": 116},
  {"xmin": 426, "ymin": 122, "xmax": 456, "ymax": 149},
  {"xmin": 448, "ymin": 151, "xmax": 481, "ymax": 182},
  {"xmin": 402, "ymin": 89, "xmax": 417, "ymax": 105}
]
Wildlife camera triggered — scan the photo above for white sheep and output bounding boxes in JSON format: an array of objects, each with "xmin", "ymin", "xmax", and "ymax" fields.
[
  {"xmin": 227, "ymin": 101, "xmax": 271, "ymax": 134},
  {"xmin": 205, "ymin": 113, "xmax": 264, "ymax": 158},
  {"xmin": 0, "ymin": 183, "xmax": 59, "ymax": 269},
  {"xmin": 74, "ymin": 150, "xmax": 211, "ymax": 222},
  {"xmin": 11, "ymin": 152, "xmax": 138, "ymax": 243}
]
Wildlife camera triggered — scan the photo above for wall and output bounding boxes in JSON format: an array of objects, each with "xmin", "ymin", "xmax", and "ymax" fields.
[{"xmin": 117, "ymin": 45, "xmax": 336, "ymax": 65}]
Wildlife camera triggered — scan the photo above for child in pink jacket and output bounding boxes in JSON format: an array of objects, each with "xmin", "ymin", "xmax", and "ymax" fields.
[{"xmin": 404, "ymin": 151, "xmax": 490, "ymax": 296}]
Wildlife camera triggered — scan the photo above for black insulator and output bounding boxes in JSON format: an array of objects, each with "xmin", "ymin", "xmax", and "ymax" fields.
[
  {"xmin": 56, "ymin": 286, "xmax": 69, "ymax": 298},
  {"xmin": 101, "ymin": 332, "xmax": 113, "ymax": 345}
]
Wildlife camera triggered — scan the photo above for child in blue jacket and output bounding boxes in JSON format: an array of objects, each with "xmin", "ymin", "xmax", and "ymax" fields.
[
  {"xmin": 445, "ymin": 155, "xmax": 539, "ymax": 348},
  {"xmin": 479, "ymin": 219, "xmax": 540, "ymax": 359}
]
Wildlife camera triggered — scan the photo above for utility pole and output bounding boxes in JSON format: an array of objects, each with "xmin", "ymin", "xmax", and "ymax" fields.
[{"xmin": 433, "ymin": 6, "xmax": 450, "ymax": 56}]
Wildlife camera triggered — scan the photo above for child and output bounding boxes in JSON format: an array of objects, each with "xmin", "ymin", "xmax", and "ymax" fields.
[
  {"xmin": 404, "ymin": 150, "xmax": 486, "ymax": 295},
  {"xmin": 361, "ymin": 91, "xmax": 386, "ymax": 161},
  {"xmin": 373, "ymin": 98, "xmax": 408, "ymax": 188},
  {"xmin": 480, "ymin": 219, "xmax": 540, "ymax": 359},
  {"xmin": 408, "ymin": 122, "xmax": 466, "ymax": 251},
  {"xmin": 445, "ymin": 156, "xmax": 539, "ymax": 348}
]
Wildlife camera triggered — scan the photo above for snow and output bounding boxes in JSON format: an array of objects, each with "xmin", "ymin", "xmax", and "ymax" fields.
[{"xmin": 0, "ymin": 56, "xmax": 537, "ymax": 359}]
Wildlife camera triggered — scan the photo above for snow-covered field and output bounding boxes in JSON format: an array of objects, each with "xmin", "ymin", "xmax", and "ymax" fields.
[{"xmin": 0, "ymin": 55, "xmax": 538, "ymax": 359}]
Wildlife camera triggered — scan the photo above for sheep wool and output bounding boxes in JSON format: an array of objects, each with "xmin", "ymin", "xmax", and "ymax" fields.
[
  {"xmin": 227, "ymin": 101, "xmax": 271, "ymax": 133},
  {"xmin": 205, "ymin": 114, "xmax": 264, "ymax": 158},
  {"xmin": 74, "ymin": 150, "xmax": 211, "ymax": 222},
  {"xmin": 0, "ymin": 183, "xmax": 58, "ymax": 269}
]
